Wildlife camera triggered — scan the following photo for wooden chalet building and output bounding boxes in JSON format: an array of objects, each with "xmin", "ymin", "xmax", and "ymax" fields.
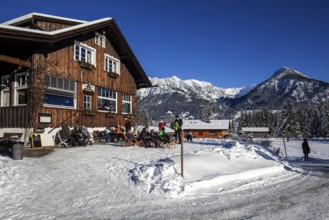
[
  {"xmin": 182, "ymin": 119, "xmax": 230, "ymax": 139},
  {"xmin": 0, "ymin": 13, "xmax": 152, "ymax": 146},
  {"xmin": 241, "ymin": 127, "xmax": 270, "ymax": 138}
]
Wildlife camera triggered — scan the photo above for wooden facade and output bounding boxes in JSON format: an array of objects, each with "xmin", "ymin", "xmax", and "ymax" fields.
[{"xmin": 0, "ymin": 13, "xmax": 151, "ymax": 146}]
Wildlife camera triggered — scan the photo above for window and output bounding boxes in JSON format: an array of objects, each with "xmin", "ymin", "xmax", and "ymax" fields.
[
  {"xmin": 1, "ymin": 75, "xmax": 10, "ymax": 107},
  {"xmin": 83, "ymin": 95, "xmax": 92, "ymax": 110},
  {"xmin": 95, "ymin": 31, "xmax": 105, "ymax": 48},
  {"xmin": 15, "ymin": 73, "xmax": 28, "ymax": 105},
  {"xmin": 209, "ymin": 131, "xmax": 217, "ymax": 136},
  {"xmin": 104, "ymin": 54, "xmax": 120, "ymax": 74},
  {"xmin": 44, "ymin": 75, "xmax": 76, "ymax": 108},
  {"xmin": 98, "ymin": 87, "xmax": 117, "ymax": 112},
  {"xmin": 122, "ymin": 93, "xmax": 132, "ymax": 114},
  {"xmin": 74, "ymin": 41, "xmax": 96, "ymax": 65}
]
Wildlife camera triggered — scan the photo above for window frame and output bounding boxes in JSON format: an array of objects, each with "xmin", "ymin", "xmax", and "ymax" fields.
[
  {"xmin": 74, "ymin": 40, "xmax": 96, "ymax": 66},
  {"xmin": 83, "ymin": 94, "xmax": 92, "ymax": 110},
  {"xmin": 95, "ymin": 31, "xmax": 106, "ymax": 48},
  {"xmin": 44, "ymin": 74, "xmax": 77, "ymax": 109},
  {"xmin": 98, "ymin": 87, "xmax": 117, "ymax": 113},
  {"xmin": 1, "ymin": 75, "xmax": 10, "ymax": 107},
  {"xmin": 122, "ymin": 93, "xmax": 132, "ymax": 114},
  {"xmin": 104, "ymin": 54, "xmax": 120, "ymax": 75},
  {"xmin": 14, "ymin": 72, "xmax": 28, "ymax": 106}
]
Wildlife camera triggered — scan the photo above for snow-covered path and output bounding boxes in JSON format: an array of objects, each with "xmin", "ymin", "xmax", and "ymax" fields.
[{"xmin": 1, "ymin": 139, "xmax": 329, "ymax": 219}]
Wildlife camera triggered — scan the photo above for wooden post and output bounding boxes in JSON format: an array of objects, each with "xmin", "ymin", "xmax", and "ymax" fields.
[
  {"xmin": 282, "ymin": 136, "xmax": 288, "ymax": 160},
  {"xmin": 181, "ymin": 129, "xmax": 184, "ymax": 178}
]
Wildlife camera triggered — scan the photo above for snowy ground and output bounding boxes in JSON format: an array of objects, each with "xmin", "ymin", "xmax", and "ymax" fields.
[{"xmin": 1, "ymin": 138, "xmax": 329, "ymax": 219}]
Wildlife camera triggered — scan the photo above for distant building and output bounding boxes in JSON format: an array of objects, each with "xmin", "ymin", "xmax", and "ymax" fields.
[
  {"xmin": 241, "ymin": 127, "xmax": 269, "ymax": 138},
  {"xmin": 182, "ymin": 120, "xmax": 230, "ymax": 139}
]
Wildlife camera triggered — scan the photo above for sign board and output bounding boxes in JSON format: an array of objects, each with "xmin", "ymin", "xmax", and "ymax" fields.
[
  {"xmin": 38, "ymin": 113, "xmax": 52, "ymax": 124},
  {"xmin": 82, "ymin": 83, "xmax": 95, "ymax": 94},
  {"xmin": 30, "ymin": 134, "xmax": 42, "ymax": 148}
]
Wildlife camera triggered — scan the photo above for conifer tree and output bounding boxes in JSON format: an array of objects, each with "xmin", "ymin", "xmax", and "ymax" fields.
[
  {"xmin": 202, "ymin": 103, "xmax": 212, "ymax": 123},
  {"xmin": 320, "ymin": 102, "xmax": 329, "ymax": 137},
  {"xmin": 279, "ymin": 99, "xmax": 300, "ymax": 139},
  {"xmin": 137, "ymin": 109, "xmax": 150, "ymax": 126},
  {"xmin": 297, "ymin": 107, "xmax": 311, "ymax": 138},
  {"xmin": 310, "ymin": 107, "xmax": 322, "ymax": 137}
]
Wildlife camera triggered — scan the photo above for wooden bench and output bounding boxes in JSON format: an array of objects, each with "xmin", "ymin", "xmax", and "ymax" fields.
[{"xmin": 1, "ymin": 132, "xmax": 23, "ymax": 142}]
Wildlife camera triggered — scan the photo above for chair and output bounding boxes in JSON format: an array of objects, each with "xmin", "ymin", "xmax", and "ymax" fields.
[
  {"xmin": 122, "ymin": 133, "xmax": 143, "ymax": 147},
  {"xmin": 56, "ymin": 131, "xmax": 69, "ymax": 148}
]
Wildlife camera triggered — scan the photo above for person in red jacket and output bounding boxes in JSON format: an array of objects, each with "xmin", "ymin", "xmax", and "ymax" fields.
[{"xmin": 158, "ymin": 120, "xmax": 166, "ymax": 131}]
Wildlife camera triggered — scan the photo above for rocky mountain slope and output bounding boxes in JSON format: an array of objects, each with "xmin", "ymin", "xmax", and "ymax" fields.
[
  {"xmin": 137, "ymin": 67, "xmax": 329, "ymax": 121},
  {"xmin": 227, "ymin": 67, "xmax": 329, "ymax": 109}
]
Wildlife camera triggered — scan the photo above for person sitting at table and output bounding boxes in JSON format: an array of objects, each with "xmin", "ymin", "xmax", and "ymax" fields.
[
  {"xmin": 159, "ymin": 127, "xmax": 170, "ymax": 144},
  {"xmin": 138, "ymin": 126, "xmax": 152, "ymax": 147},
  {"xmin": 126, "ymin": 129, "xmax": 137, "ymax": 140}
]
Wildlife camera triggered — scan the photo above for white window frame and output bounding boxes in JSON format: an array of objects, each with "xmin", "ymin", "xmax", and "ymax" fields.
[
  {"xmin": 74, "ymin": 40, "xmax": 96, "ymax": 66},
  {"xmin": 104, "ymin": 54, "xmax": 120, "ymax": 74},
  {"xmin": 14, "ymin": 72, "xmax": 28, "ymax": 106},
  {"xmin": 44, "ymin": 74, "xmax": 77, "ymax": 109},
  {"xmin": 98, "ymin": 87, "xmax": 117, "ymax": 113},
  {"xmin": 95, "ymin": 31, "xmax": 106, "ymax": 48},
  {"xmin": 122, "ymin": 93, "xmax": 132, "ymax": 114},
  {"xmin": 1, "ymin": 75, "xmax": 10, "ymax": 107},
  {"xmin": 83, "ymin": 94, "xmax": 92, "ymax": 110}
]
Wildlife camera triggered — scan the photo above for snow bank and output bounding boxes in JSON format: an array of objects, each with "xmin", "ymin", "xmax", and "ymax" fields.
[{"xmin": 128, "ymin": 139, "xmax": 294, "ymax": 197}]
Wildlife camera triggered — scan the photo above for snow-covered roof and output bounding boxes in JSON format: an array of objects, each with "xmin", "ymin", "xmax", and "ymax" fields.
[
  {"xmin": 0, "ymin": 16, "xmax": 112, "ymax": 36},
  {"xmin": 2, "ymin": 12, "xmax": 86, "ymax": 25},
  {"xmin": 182, "ymin": 120, "xmax": 229, "ymax": 130},
  {"xmin": 242, "ymin": 127, "xmax": 269, "ymax": 132}
]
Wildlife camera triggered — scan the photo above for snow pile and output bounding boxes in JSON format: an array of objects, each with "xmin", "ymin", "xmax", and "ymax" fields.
[{"xmin": 129, "ymin": 158, "xmax": 184, "ymax": 196}]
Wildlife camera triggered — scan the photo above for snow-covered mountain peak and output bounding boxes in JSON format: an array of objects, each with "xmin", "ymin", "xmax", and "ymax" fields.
[
  {"xmin": 142, "ymin": 76, "xmax": 248, "ymax": 101},
  {"xmin": 271, "ymin": 66, "xmax": 310, "ymax": 81}
]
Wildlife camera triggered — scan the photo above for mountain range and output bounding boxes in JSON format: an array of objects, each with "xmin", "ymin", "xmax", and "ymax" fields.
[{"xmin": 137, "ymin": 67, "xmax": 329, "ymax": 121}]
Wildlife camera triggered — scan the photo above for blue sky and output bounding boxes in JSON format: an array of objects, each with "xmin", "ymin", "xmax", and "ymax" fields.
[{"xmin": 1, "ymin": 0, "xmax": 329, "ymax": 88}]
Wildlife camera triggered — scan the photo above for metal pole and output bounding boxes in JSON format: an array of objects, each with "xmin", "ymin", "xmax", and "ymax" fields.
[{"xmin": 181, "ymin": 129, "xmax": 184, "ymax": 178}]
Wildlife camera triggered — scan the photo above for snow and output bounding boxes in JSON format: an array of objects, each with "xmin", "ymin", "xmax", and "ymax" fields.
[{"xmin": 1, "ymin": 138, "xmax": 329, "ymax": 219}]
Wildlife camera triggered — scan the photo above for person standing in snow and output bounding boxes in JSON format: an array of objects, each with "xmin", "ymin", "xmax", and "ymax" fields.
[
  {"xmin": 173, "ymin": 115, "xmax": 183, "ymax": 144},
  {"xmin": 124, "ymin": 117, "xmax": 132, "ymax": 133},
  {"xmin": 158, "ymin": 120, "xmax": 166, "ymax": 131},
  {"xmin": 302, "ymin": 138, "xmax": 310, "ymax": 162}
]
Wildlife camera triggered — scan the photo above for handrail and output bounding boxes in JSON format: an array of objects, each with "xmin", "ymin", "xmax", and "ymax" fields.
[{"xmin": 48, "ymin": 111, "xmax": 79, "ymax": 134}]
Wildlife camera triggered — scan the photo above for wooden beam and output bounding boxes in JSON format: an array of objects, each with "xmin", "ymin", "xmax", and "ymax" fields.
[{"xmin": 0, "ymin": 55, "xmax": 31, "ymax": 68}]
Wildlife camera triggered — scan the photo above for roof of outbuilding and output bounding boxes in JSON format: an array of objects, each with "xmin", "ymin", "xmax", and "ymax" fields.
[
  {"xmin": 182, "ymin": 120, "xmax": 230, "ymax": 130},
  {"xmin": 241, "ymin": 127, "xmax": 270, "ymax": 132}
]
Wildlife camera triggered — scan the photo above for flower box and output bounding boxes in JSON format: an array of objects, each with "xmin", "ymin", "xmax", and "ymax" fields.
[
  {"xmin": 105, "ymin": 112, "xmax": 116, "ymax": 118},
  {"xmin": 78, "ymin": 61, "xmax": 96, "ymax": 70},
  {"xmin": 82, "ymin": 109, "xmax": 96, "ymax": 116},
  {"xmin": 107, "ymin": 71, "xmax": 119, "ymax": 79}
]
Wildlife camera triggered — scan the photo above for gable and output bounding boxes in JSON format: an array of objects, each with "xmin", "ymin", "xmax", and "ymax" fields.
[{"xmin": 0, "ymin": 13, "xmax": 151, "ymax": 89}]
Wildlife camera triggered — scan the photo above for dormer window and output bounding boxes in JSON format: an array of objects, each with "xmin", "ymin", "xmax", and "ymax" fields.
[
  {"xmin": 95, "ymin": 31, "xmax": 105, "ymax": 48},
  {"xmin": 104, "ymin": 54, "xmax": 120, "ymax": 74},
  {"xmin": 74, "ymin": 41, "xmax": 96, "ymax": 66}
]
